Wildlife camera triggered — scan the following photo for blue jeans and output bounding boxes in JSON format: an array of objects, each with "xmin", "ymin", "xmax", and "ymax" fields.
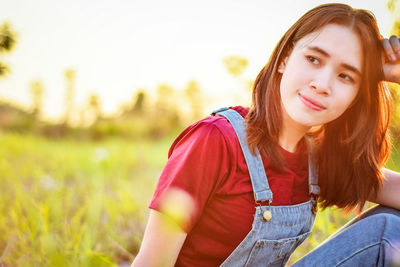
[{"xmin": 293, "ymin": 205, "xmax": 400, "ymax": 266}]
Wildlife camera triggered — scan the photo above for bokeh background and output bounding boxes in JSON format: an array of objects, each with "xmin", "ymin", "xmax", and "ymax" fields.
[{"xmin": 0, "ymin": 0, "xmax": 399, "ymax": 266}]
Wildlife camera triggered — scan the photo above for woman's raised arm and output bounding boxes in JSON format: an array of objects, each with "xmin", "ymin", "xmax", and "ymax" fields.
[
  {"xmin": 369, "ymin": 168, "xmax": 400, "ymax": 210},
  {"xmin": 372, "ymin": 36, "xmax": 400, "ymax": 210}
]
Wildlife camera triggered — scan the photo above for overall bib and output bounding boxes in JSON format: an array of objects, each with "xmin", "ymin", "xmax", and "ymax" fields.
[{"xmin": 212, "ymin": 108, "xmax": 320, "ymax": 267}]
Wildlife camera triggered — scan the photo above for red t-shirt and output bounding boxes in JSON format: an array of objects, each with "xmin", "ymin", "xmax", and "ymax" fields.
[{"xmin": 149, "ymin": 106, "xmax": 309, "ymax": 266}]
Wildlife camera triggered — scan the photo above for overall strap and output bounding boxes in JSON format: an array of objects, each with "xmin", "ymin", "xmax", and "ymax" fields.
[
  {"xmin": 211, "ymin": 107, "xmax": 273, "ymax": 203},
  {"xmin": 306, "ymin": 136, "xmax": 320, "ymax": 213},
  {"xmin": 307, "ymin": 137, "xmax": 320, "ymax": 196}
]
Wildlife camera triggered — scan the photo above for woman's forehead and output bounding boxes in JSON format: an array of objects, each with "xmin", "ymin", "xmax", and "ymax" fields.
[{"xmin": 294, "ymin": 24, "xmax": 363, "ymax": 71}]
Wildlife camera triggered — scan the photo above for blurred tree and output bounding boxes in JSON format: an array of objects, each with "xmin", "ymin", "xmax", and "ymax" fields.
[
  {"xmin": 155, "ymin": 84, "xmax": 179, "ymax": 119},
  {"xmin": 88, "ymin": 93, "xmax": 101, "ymax": 123},
  {"xmin": 387, "ymin": 0, "xmax": 400, "ymax": 137},
  {"xmin": 224, "ymin": 55, "xmax": 252, "ymax": 106},
  {"xmin": 155, "ymin": 84, "xmax": 175, "ymax": 109},
  {"xmin": 118, "ymin": 89, "xmax": 149, "ymax": 118},
  {"xmin": 29, "ymin": 80, "xmax": 44, "ymax": 117},
  {"xmin": 0, "ymin": 22, "xmax": 17, "ymax": 77},
  {"xmin": 184, "ymin": 80, "xmax": 203, "ymax": 121},
  {"xmin": 64, "ymin": 69, "xmax": 76, "ymax": 124},
  {"xmin": 132, "ymin": 90, "xmax": 146, "ymax": 114},
  {"xmin": 223, "ymin": 56, "xmax": 248, "ymax": 76},
  {"xmin": 388, "ymin": 0, "xmax": 400, "ymax": 36},
  {"xmin": 247, "ymin": 80, "xmax": 255, "ymax": 92},
  {"xmin": 151, "ymin": 83, "xmax": 181, "ymax": 138}
]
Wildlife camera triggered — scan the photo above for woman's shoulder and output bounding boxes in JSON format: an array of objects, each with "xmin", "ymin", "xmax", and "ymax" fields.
[
  {"xmin": 168, "ymin": 106, "xmax": 249, "ymax": 156},
  {"xmin": 196, "ymin": 106, "xmax": 249, "ymax": 133}
]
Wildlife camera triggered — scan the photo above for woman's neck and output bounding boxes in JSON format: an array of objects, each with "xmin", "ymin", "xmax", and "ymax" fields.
[
  {"xmin": 279, "ymin": 131, "xmax": 306, "ymax": 152},
  {"xmin": 279, "ymin": 111, "xmax": 311, "ymax": 153}
]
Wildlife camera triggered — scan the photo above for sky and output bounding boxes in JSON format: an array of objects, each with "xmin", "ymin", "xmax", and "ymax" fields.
[{"xmin": 0, "ymin": 0, "xmax": 394, "ymax": 120}]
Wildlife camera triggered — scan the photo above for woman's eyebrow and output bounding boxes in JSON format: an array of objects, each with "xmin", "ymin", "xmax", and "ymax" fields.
[{"xmin": 306, "ymin": 45, "xmax": 361, "ymax": 77}]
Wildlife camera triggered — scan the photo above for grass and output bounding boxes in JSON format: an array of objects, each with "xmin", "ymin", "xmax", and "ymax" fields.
[
  {"xmin": 0, "ymin": 132, "xmax": 169, "ymax": 266},
  {"xmin": 0, "ymin": 132, "xmax": 398, "ymax": 266}
]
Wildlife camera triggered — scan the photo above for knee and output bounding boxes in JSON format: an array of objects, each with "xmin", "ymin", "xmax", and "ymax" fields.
[
  {"xmin": 369, "ymin": 212, "xmax": 400, "ymax": 224},
  {"xmin": 365, "ymin": 213, "xmax": 400, "ymax": 240},
  {"xmin": 360, "ymin": 205, "xmax": 400, "ymax": 220}
]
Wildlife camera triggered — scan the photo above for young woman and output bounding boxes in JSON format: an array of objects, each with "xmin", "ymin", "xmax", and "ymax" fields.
[{"xmin": 132, "ymin": 3, "xmax": 400, "ymax": 266}]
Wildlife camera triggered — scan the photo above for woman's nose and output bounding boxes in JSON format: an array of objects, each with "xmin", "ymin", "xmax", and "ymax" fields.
[{"xmin": 309, "ymin": 71, "xmax": 332, "ymax": 96}]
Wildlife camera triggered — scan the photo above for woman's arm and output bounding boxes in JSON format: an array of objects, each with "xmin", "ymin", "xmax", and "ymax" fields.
[
  {"xmin": 132, "ymin": 188, "xmax": 194, "ymax": 266},
  {"xmin": 131, "ymin": 210, "xmax": 187, "ymax": 267},
  {"xmin": 373, "ymin": 36, "xmax": 400, "ymax": 209},
  {"xmin": 369, "ymin": 168, "xmax": 400, "ymax": 210}
]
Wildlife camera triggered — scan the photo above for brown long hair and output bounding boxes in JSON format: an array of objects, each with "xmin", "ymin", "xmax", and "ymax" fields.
[{"xmin": 246, "ymin": 3, "xmax": 392, "ymax": 210}]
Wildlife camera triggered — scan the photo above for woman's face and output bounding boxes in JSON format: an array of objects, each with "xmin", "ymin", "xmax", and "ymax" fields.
[{"xmin": 279, "ymin": 23, "xmax": 362, "ymax": 130}]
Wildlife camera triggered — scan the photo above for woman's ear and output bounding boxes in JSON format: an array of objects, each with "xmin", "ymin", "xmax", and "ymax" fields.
[{"xmin": 278, "ymin": 57, "xmax": 288, "ymax": 73}]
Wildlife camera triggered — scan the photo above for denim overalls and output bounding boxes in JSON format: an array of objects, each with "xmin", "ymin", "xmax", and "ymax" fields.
[{"xmin": 212, "ymin": 108, "xmax": 320, "ymax": 267}]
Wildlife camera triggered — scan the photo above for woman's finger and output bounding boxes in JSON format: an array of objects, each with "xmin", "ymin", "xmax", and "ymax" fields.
[
  {"xmin": 389, "ymin": 35, "xmax": 400, "ymax": 60},
  {"xmin": 382, "ymin": 38, "xmax": 397, "ymax": 62}
]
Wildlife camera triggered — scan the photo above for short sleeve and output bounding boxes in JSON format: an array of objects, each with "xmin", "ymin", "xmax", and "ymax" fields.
[{"xmin": 149, "ymin": 117, "xmax": 231, "ymax": 232}]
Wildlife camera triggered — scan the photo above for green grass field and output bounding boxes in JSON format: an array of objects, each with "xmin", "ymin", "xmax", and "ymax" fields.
[{"xmin": 0, "ymin": 132, "xmax": 398, "ymax": 266}]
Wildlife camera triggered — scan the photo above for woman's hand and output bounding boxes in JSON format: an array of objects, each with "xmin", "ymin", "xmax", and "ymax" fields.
[{"xmin": 382, "ymin": 35, "xmax": 400, "ymax": 84}]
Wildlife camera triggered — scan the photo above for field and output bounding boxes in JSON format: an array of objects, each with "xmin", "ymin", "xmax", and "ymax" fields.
[{"xmin": 0, "ymin": 132, "xmax": 399, "ymax": 266}]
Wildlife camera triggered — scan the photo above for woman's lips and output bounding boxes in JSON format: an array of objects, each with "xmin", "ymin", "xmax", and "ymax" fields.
[{"xmin": 298, "ymin": 93, "xmax": 326, "ymax": 111}]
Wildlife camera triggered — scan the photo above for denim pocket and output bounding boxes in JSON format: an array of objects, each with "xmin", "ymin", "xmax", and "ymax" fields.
[{"xmin": 244, "ymin": 231, "xmax": 311, "ymax": 267}]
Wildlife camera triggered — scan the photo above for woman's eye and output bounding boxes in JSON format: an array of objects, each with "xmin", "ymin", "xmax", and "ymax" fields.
[
  {"xmin": 339, "ymin": 73, "xmax": 354, "ymax": 83},
  {"xmin": 306, "ymin": 56, "xmax": 320, "ymax": 65}
]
